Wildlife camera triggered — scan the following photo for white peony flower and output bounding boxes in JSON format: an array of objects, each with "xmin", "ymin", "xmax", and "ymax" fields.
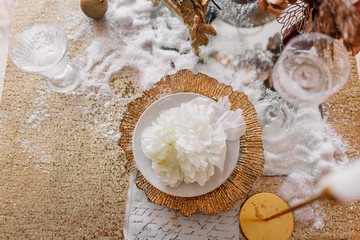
[{"xmin": 141, "ymin": 96, "xmax": 246, "ymax": 187}]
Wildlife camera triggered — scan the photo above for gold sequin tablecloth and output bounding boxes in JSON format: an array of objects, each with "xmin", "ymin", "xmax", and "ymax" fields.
[{"xmin": 0, "ymin": 0, "xmax": 360, "ymax": 239}]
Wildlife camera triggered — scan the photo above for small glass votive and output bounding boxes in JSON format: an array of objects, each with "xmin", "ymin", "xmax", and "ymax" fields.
[{"xmin": 9, "ymin": 20, "xmax": 80, "ymax": 93}]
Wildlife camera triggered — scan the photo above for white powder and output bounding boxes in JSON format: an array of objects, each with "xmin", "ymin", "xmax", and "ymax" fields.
[
  {"xmin": 256, "ymin": 95, "xmax": 340, "ymax": 176},
  {"xmin": 279, "ymin": 171, "xmax": 325, "ymax": 229},
  {"xmin": 277, "ymin": 125, "xmax": 351, "ymax": 228},
  {"xmin": 21, "ymin": 138, "xmax": 54, "ymax": 173},
  {"xmin": 26, "ymin": 89, "xmax": 50, "ymax": 128},
  {"xmin": 94, "ymin": 122, "xmax": 121, "ymax": 141}
]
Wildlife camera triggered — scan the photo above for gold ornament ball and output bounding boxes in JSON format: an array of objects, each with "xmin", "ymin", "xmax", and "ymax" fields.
[{"xmin": 81, "ymin": 0, "xmax": 108, "ymax": 20}]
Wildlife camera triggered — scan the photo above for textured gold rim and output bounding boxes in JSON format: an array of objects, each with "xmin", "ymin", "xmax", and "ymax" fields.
[{"xmin": 119, "ymin": 69, "xmax": 264, "ymax": 216}]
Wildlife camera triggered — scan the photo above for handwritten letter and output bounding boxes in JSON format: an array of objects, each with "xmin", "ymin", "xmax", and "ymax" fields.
[{"xmin": 124, "ymin": 172, "xmax": 240, "ymax": 240}]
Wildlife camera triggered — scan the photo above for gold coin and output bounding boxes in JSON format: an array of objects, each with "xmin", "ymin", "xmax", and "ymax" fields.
[{"xmin": 239, "ymin": 193, "xmax": 294, "ymax": 240}]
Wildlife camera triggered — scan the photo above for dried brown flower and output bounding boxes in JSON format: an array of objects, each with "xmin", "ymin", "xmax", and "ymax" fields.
[
  {"xmin": 312, "ymin": 0, "xmax": 360, "ymax": 55},
  {"xmin": 354, "ymin": 0, "xmax": 360, "ymax": 11},
  {"xmin": 258, "ymin": 0, "xmax": 360, "ymax": 55},
  {"xmin": 302, "ymin": 0, "xmax": 315, "ymax": 4},
  {"xmin": 311, "ymin": 0, "xmax": 341, "ymax": 39}
]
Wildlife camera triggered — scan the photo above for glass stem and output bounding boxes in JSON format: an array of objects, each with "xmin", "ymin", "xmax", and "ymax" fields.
[{"xmin": 263, "ymin": 100, "xmax": 284, "ymax": 125}]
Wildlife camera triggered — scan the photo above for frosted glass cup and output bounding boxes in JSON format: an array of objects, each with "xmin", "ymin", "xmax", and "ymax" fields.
[
  {"xmin": 272, "ymin": 33, "xmax": 350, "ymax": 107},
  {"xmin": 9, "ymin": 21, "xmax": 80, "ymax": 93}
]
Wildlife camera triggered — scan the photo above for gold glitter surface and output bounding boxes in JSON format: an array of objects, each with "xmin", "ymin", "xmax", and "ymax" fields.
[{"xmin": 2, "ymin": 0, "xmax": 360, "ymax": 238}]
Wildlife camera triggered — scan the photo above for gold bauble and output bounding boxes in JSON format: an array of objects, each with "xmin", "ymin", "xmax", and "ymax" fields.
[{"xmin": 80, "ymin": 0, "xmax": 108, "ymax": 20}]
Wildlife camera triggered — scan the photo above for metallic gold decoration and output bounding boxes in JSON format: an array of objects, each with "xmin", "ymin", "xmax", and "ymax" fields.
[
  {"xmin": 150, "ymin": 0, "xmax": 217, "ymax": 53},
  {"xmin": 257, "ymin": 0, "xmax": 311, "ymax": 37},
  {"xmin": 239, "ymin": 193, "xmax": 294, "ymax": 240},
  {"xmin": 257, "ymin": 0, "xmax": 288, "ymax": 16},
  {"xmin": 276, "ymin": 1, "xmax": 310, "ymax": 37},
  {"xmin": 119, "ymin": 69, "xmax": 264, "ymax": 216}
]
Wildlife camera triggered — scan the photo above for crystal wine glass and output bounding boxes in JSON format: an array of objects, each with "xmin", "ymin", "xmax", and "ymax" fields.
[
  {"xmin": 260, "ymin": 32, "xmax": 350, "ymax": 145},
  {"xmin": 272, "ymin": 32, "xmax": 350, "ymax": 107},
  {"xmin": 9, "ymin": 20, "xmax": 80, "ymax": 93}
]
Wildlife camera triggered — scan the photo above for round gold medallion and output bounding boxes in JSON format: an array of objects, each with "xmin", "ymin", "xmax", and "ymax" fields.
[{"xmin": 239, "ymin": 193, "xmax": 294, "ymax": 240}]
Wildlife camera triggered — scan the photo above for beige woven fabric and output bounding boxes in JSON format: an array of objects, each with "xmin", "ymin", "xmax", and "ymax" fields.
[{"xmin": 0, "ymin": 0, "xmax": 359, "ymax": 239}]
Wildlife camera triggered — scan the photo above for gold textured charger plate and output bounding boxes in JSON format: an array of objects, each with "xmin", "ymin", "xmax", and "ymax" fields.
[
  {"xmin": 132, "ymin": 92, "xmax": 241, "ymax": 198},
  {"xmin": 119, "ymin": 69, "xmax": 264, "ymax": 216}
]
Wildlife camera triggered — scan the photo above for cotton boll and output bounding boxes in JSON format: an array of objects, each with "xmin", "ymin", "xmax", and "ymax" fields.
[{"xmin": 321, "ymin": 160, "xmax": 360, "ymax": 201}]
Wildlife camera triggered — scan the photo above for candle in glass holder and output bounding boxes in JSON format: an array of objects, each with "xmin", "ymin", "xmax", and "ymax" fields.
[{"xmin": 239, "ymin": 193, "xmax": 294, "ymax": 240}]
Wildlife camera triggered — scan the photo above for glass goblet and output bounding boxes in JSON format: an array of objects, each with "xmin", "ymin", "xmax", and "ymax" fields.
[
  {"xmin": 272, "ymin": 32, "xmax": 350, "ymax": 107},
  {"xmin": 8, "ymin": 20, "xmax": 80, "ymax": 93}
]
